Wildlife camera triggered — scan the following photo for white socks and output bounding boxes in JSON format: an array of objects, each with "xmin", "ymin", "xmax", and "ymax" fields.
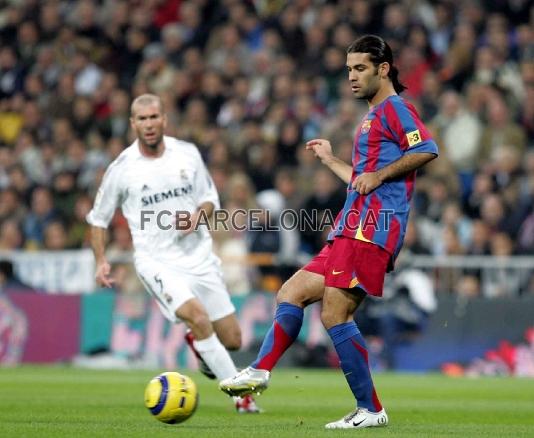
[{"xmin": 193, "ymin": 333, "xmax": 238, "ymax": 380}]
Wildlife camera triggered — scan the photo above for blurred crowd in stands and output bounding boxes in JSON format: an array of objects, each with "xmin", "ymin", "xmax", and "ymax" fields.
[{"xmin": 0, "ymin": 0, "xmax": 533, "ymax": 297}]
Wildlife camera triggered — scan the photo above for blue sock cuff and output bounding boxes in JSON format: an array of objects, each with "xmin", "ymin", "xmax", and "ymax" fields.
[
  {"xmin": 276, "ymin": 302, "xmax": 304, "ymax": 319},
  {"xmin": 327, "ymin": 322, "xmax": 360, "ymax": 346}
]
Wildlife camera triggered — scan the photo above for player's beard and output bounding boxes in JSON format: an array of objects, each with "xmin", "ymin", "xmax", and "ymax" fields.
[
  {"xmin": 141, "ymin": 132, "xmax": 163, "ymax": 150},
  {"xmin": 354, "ymin": 69, "xmax": 380, "ymax": 102}
]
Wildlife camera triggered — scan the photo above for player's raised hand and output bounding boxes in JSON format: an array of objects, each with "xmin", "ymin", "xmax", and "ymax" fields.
[
  {"xmin": 306, "ymin": 139, "xmax": 334, "ymax": 164},
  {"xmin": 353, "ymin": 172, "xmax": 382, "ymax": 195},
  {"xmin": 95, "ymin": 260, "xmax": 115, "ymax": 288}
]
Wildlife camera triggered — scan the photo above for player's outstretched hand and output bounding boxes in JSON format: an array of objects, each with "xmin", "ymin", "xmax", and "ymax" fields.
[
  {"xmin": 95, "ymin": 260, "xmax": 115, "ymax": 288},
  {"xmin": 306, "ymin": 139, "xmax": 334, "ymax": 164},
  {"xmin": 353, "ymin": 172, "xmax": 382, "ymax": 195}
]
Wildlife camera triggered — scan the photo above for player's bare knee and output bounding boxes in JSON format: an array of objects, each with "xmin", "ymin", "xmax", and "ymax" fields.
[
  {"xmin": 221, "ymin": 329, "xmax": 241, "ymax": 350},
  {"xmin": 276, "ymin": 282, "xmax": 304, "ymax": 306},
  {"xmin": 184, "ymin": 310, "xmax": 211, "ymax": 336},
  {"xmin": 320, "ymin": 307, "xmax": 343, "ymax": 330}
]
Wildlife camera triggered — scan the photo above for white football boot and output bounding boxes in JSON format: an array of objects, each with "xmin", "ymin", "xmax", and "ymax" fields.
[
  {"xmin": 219, "ymin": 367, "xmax": 271, "ymax": 397},
  {"xmin": 325, "ymin": 408, "xmax": 388, "ymax": 429}
]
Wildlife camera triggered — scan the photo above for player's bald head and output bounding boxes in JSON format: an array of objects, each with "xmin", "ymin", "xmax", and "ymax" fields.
[{"xmin": 130, "ymin": 94, "xmax": 164, "ymax": 117}]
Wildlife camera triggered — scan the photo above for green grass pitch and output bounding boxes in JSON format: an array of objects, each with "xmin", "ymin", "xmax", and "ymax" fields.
[{"xmin": 1, "ymin": 366, "xmax": 533, "ymax": 437}]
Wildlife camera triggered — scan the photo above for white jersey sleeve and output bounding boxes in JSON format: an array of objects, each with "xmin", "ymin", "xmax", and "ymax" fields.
[
  {"xmin": 194, "ymin": 152, "xmax": 220, "ymax": 209},
  {"xmin": 86, "ymin": 156, "xmax": 125, "ymax": 228}
]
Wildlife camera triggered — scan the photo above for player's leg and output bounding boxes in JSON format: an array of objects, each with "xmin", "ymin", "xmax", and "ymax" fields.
[
  {"xmin": 207, "ymin": 313, "xmax": 261, "ymax": 413},
  {"xmin": 241, "ymin": 245, "xmax": 331, "ymax": 377},
  {"xmin": 184, "ymin": 312, "xmax": 241, "ymax": 379},
  {"xmin": 251, "ymin": 269, "xmax": 324, "ymax": 370},
  {"xmin": 219, "ymin": 269, "xmax": 324, "ymax": 396},
  {"xmin": 321, "ymin": 286, "xmax": 387, "ymax": 429},
  {"xmin": 211, "ymin": 313, "xmax": 241, "ymax": 351},
  {"xmin": 245, "ymin": 245, "xmax": 331, "ymax": 376},
  {"xmin": 184, "ymin": 269, "xmax": 261, "ymax": 412},
  {"xmin": 175, "ymin": 298, "xmax": 239, "ymax": 382},
  {"xmin": 184, "ymin": 328, "xmax": 217, "ymax": 379},
  {"xmin": 136, "ymin": 260, "xmax": 239, "ymax": 383},
  {"xmin": 319, "ymin": 238, "xmax": 388, "ymax": 429}
]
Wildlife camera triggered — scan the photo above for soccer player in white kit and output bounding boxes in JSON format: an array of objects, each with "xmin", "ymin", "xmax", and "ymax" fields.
[{"xmin": 87, "ymin": 94, "xmax": 259, "ymax": 413}]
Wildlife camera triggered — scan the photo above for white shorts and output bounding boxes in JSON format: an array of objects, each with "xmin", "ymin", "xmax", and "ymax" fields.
[{"xmin": 134, "ymin": 257, "xmax": 236, "ymax": 324}]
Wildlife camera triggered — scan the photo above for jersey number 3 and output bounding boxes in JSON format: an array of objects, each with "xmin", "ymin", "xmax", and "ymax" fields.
[{"xmin": 406, "ymin": 129, "xmax": 422, "ymax": 147}]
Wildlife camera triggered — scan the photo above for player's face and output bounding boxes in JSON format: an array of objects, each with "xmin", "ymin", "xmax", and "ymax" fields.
[
  {"xmin": 346, "ymin": 52, "xmax": 383, "ymax": 101},
  {"xmin": 130, "ymin": 102, "xmax": 167, "ymax": 149}
]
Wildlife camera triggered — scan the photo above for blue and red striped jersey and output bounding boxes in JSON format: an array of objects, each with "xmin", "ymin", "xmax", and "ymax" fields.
[{"xmin": 328, "ymin": 95, "xmax": 438, "ymax": 263}]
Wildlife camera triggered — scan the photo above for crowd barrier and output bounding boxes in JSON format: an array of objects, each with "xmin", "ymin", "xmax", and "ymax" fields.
[{"xmin": 1, "ymin": 288, "xmax": 533, "ymax": 371}]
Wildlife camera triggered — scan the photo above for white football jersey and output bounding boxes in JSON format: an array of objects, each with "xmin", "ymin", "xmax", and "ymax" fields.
[{"xmin": 87, "ymin": 136, "xmax": 221, "ymax": 272}]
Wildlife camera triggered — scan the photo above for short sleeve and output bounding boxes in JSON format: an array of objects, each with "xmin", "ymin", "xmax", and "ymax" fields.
[
  {"xmin": 86, "ymin": 160, "xmax": 124, "ymax": 228},
  {"xmin": 384, "ymin": 98, "xmax": 439, "ymax": 156}
]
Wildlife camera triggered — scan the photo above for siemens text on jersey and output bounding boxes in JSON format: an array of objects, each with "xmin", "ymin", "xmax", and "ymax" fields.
[{"xmin": 141, "ymin": 185, "xmax": 194, "ymax": 207}]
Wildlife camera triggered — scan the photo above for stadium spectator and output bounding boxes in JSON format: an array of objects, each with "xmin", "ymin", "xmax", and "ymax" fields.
[
  {"xmin": 430, "ymin": 90, "xmax": 482, "ymax": 194},
  {"xmin": 0, "ymin": 46, "xmax": 24, "ymax": 99},
  {"xmin": 464, "ymin": 172, "xmax": 495, "ymax": 219},
  {"xmin": 0, "ymin": 95, "xmax": 24, "ymax": 145},
  {"xmin": 0, "ymin": 187, "xmax": 25, "ymax": 223},
  {"xmin": 479, "ymin": 95, "xmax": 527, "ymax": 160},
  {"xmin": 97, "ymin": 88, "xmax": 131, "ymax": 142},
  {"xmin": 466, "ymin": 220, "xmax": 491, "ymax": 256},
  {"xmin": 484, "ymin": 232, "xmax": 522, "ymax": 297},
  {"xmin": 22, "ymin": 187, "xmax": 59, "ymax": 249},
  {"xmin": 0, "ymin": 219, "xmax": 24, "ymax": 250},
  {"xmin": 71, "ymin": 47, "xmax": 103, "ymax": 97},
  {"xmin": 401, "ymin": 220, "xmax": 430, "ymax": 256},
  {"xmin": 103, "ymin": 219, "xmax": 131, "ymax": 259},
  {"xmin": 43, "ymin": 220, "xmax": 69, "ymax": 251},
  {"xmin": 160, "ymin": 23, "xmax": 186, "ymax": 66},
  {"xmin": 479, "ymin": 193, "xmax": 508, "ymax": 234},
  {"xmin": 5, "ymin": 164, "xmax": 33, "ymax": 204},
  {"xmin": 299, "ymin": 167, "xmax": 345, "ymax": 255},
  {"xmin": 68, "ymin": 193, "xmax": 92, "ymax": 249},
  {"xmin": 438, "ymin": 201, "xmax": 472, "ymax": 250}
]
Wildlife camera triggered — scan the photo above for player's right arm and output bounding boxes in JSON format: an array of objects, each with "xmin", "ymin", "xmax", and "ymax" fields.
[
  {"xmin": 306, "ymin": 139, "xmax": 352, "ymax": 184},
  {"xmin": 90, "ymin": 226, "xmax": 114, "ymax": 288},
  {"xmin": 86, "ymin": 157, "xmax": 125, "ymax": 288}
]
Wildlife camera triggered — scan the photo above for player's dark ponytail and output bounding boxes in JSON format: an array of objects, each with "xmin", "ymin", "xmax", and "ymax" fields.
[
  {"xmin": 347, "ymin": 35, "xmax": 407, "ymax": 94},
  {"xmin": 389, "ymin": 65, "xmax": 406, "ymax": 94}
]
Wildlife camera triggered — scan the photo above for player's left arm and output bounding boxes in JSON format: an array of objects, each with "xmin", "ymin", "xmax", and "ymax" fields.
[
  {"xmin": 353, "ymin": 152, "xmax": 436, "ymax": 194},
  {"xmin": 196, "ymin": 201, "xmax": 215, "ymax": 218},
  {"xmin": 181, "ymin": 201, "xmax": 215, "ymax": 236},
  {"xmin": 182, "ymin": 150, "xmax": 220, "ymax": 235},
  {"xmin": 353, "ymin": 100, "xmax": 438, "ymax": 195}
]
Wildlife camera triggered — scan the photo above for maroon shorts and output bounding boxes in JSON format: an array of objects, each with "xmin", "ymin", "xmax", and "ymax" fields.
[{"xmin": 302, "ymin": 236, "xmax": 391, "ymax": 297}]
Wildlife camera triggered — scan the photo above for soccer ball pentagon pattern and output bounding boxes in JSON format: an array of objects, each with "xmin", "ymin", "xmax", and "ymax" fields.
[{"xmin": 144, "ymin": 372, "xmax": 199, "ymax": 424}]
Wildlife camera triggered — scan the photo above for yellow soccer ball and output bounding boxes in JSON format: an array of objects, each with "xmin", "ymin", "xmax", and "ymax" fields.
[{"xmin": 144, "ymin": 371, "xmax": 198, "ymax": 424}]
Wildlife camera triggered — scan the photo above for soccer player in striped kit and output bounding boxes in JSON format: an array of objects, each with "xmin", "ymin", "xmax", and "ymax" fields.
[{"xmin": 220, "ymin": 35, "xmax": 438, "ymax": 429}]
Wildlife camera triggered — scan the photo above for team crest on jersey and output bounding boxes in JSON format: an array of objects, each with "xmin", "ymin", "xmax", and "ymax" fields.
[
  {"xmin": 180, "ymin": 169, "xmax": 189, "ymax": 181},
  {"xmin": 361, "ymin": 119, "xmax": 372, "ymax": 134}
]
